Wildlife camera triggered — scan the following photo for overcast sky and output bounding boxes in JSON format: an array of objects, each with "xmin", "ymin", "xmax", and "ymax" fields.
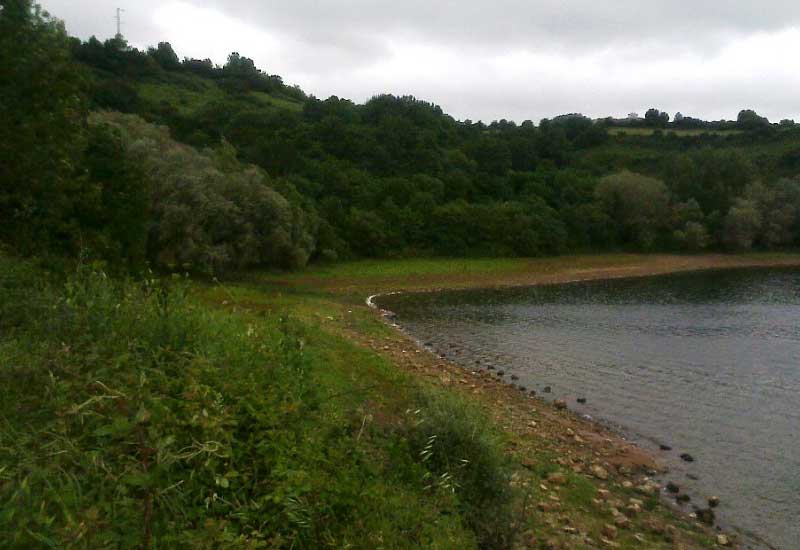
[{"xmin": 40, "ymin": 0, "xmax": 800, "ymax": 123}]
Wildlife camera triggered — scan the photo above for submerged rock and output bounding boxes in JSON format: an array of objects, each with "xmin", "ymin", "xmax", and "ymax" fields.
[
  {"xmin": 666, "ymin": 482, "xmax": 680, "ymax": 494},
  {"xmin": 676, "ymin": 494, "xmax": 691, "ymax": 504},
  {"xmin": 577, "ymin": 397, "xmax": 587, "ymax": 404},
  {"xmin": 694, "ymin": 507, "xmax": 715, "ymax": 525},
  {"xmin": 659, "ymin": 444, "xmax": 672, "ymax": 451},
  {"xmin": 497, "ymin": 370, "xmax": 505, "ymax": 376},
  {"xmin": 679, "ymin": 453, "xmax": 695, "ymax": 462},
  {"xmin": 510, "ymin": 374, "xmax": 519, "ymax": 381},
  {"xmin": 543, "ymin": 386, "xmax": 552, "ymax": 393}
]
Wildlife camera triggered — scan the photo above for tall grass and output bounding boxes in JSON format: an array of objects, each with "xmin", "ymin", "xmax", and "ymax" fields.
[{"xmin": 0, "ymin": 255, "xmax": 516, "ymax": 548}]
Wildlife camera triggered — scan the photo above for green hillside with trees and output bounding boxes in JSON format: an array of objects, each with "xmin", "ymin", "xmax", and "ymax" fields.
[{"xmin": 3, "ymin": 2, "xmax": 800, "ymax": 275}]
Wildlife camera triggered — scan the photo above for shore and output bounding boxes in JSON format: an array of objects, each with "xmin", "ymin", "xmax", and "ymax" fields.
[{"xmin": 236, "ymin": 253, "xmax": 800, "ymax": 548}]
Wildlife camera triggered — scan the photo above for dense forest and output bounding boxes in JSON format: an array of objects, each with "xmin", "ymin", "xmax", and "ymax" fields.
[{"xmin": 3, "ymin": 3, "xmax": 800, "ymax": 274}]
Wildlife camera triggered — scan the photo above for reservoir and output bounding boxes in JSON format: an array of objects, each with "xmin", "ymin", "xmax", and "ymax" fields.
[{"xmin": 377, "ymin": 267, "xmax": 800, "ymax": 549}]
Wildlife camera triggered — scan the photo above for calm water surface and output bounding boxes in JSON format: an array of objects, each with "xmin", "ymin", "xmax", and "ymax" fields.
[{"xmin": 378, "ymin": 268, "xmax": 800, "ymax": 549}]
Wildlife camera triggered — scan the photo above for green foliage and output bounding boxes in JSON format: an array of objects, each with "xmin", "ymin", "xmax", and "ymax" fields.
[
  {"xmin": 0, "ymin": 0, "xmax": 87, "ymax": 253},
  {"xmin": 1, "ymin": 255, "xmax": 509, "ymax": 548}
]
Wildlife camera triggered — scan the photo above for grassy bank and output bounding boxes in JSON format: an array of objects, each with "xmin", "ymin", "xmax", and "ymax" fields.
[{"xmin": 5, "ymin": 253, "xmax": 798, "ymax": 548}]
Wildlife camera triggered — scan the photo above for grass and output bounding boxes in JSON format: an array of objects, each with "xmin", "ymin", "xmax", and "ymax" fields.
[
  {"xmin": 136, "ymin": 73, "xmax": 304, "ymax": 117},
  {"xmin": 7, "ymin": 252, "xmax": 790, "ymax": 547}
]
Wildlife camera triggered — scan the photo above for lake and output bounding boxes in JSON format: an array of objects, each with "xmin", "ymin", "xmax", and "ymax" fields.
[{"xmin": 377, "ymin": 267, "xmax": 800, "ymax": 549}]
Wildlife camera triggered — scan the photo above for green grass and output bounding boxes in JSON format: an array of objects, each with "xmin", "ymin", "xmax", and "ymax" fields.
[{"xmin": 0, "ymin": 254, "xmax": 517, "ymax": 548}]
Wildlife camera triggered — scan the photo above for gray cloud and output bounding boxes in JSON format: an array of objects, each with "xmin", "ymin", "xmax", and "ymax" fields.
[{"xmin": 39, "ymin": 0, "xmax": 800, "ymax": 123}]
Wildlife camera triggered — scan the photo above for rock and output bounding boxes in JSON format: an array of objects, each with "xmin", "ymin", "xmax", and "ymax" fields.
[
  {"xmin": 602, "ymin": 524, "xmax": 618, "ymax": 539},
  {"xmin": 543, "ymin": 386, "xmax": 552, "ymax": 393},
  {"xmin": 487, "ymin": 365, "xmax": 495, "ymax": 370},
  {"xmin": 641, "ymin": 517, "xmax": 665, "ymax": 534},
  {"xmin": 664, "ymin": 525, "xmax": 678, "ymax": 542},
  {"xmin": 591, "ymin": 465, "xmax": 609, "ymax": 480},
  {"xmin": 597, "ymin": 488, "xmax": 610, "ymax": 501},
  {"xmin": 547, "ymin": 472, "xmax": 568, "ymax": 486},
  {"xmin": 511, "ymin": 374, "xmax": 519, "ymax": 381},
  {"xmin": 708, "ymin": 495, "xmax": 720, "ymax": 508},
  {"xmin": 497, "ymin": 370, "xmax": 505, "ymax": 376},
  {"xmin": 613, "ymin": 515, "xmax": 630, "ymax": 529},
  {"xmin": 686, "ymin": 473, "xmax": 699, "ymax": 480},
  {"xmin": 518, "ymin": 385, "xmax": 527, "ymax": 392},
  {"xmin": 529, "ymin": 390, "xmax": 537, "ymax": 397},
  {"xmin": 666, "ymin": 482, "xmax": 680, "ymax": 493},
  {"xmin": 600, "ymin": 538, "xmax": 620, "ymax": 548},
  {"xmin": 554, "ymin": 399, "xmax": 568, "ymax": 410},
  {"xmin": 622, "ymin": 480, "xmax": 634, "ymax": 489},
  {"xmin": 659, "ymin": 444, "xmax": 672, "ymax": 451},
  {"xmin": 625, "ymin": 503, "xmax": 642, "ymax": 516},
  {"xmin": 676, "ymin": 493, "xmax": 691, "ymax": 504},
  {"xmin": 522, "ymin": 457, "xmax": 536, "ymax": 470},
  {"xmin": 695, "ymin": 507, "xmax": 715, "ymax": 525},
  {"xmin": 716, "ymin": 534, "xmax": 730, "ymax": 547},
  {"xmin": 680, "ymin": 453, "xmax": 695, "ymax": 462}
]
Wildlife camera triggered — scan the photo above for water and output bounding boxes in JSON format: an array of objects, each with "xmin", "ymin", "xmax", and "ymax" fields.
[{"xmin": 377, "ymin": 268, "xmax": 800, "ymax": 549}]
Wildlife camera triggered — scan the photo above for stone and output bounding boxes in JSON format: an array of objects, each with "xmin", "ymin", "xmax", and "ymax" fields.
[
  {"xmin": 547, "ymin": 472, "xmax": 568, "ymax": 486},
  {"xmin": 625, "ymin": 503, "xmax": 642, "ymax": 516},
  {"xmin": 497, "ymin": 370, "xmax": 505, "ymax": 376},
  {"xmin": 554, "ymin": 399, "xmax": 568, "ymax": 410},
  {"xmin": 543, "ymin": 386, "xmax": 552, "ymax": 393},
  {"xmin": 529, "ymin": 390, "xmax": 537, "ymax": 397},
  {"xmin": 590, "ymin": 465, "xmax": 609, "ymax": 480},
  {"xmin": 676, "ymin": 494, "xmax": 691, "ymax": 504},
  {"xmin": 622, "ymin": 480, "xmax": 634, "ymax": 489},
  {"xmin": 597, "ymin": 488, "xmax": 610, "ymax": 501},
  {"xmin": 679, "ymin": 453, "xmax": 695, "ymax": 462},
  {"xmin": 613, "ymin": 515, "xmax": 630, "ymax": 529},
  {"xmin": 708, "ymin": 495, "xmax": 720, "ymax": 508},
  {"xmin": 659, "ymin": 444, "xmax": 672, "ymax": 451},
  {"xmin": 602, "ymin": 524, "xmax": 618, "ymax": 539},
  {"xmin": 641, "ymin": 517, "xmax": 665, "ymax": 534},
  {"xmin": 716, "ymin": 534, "xmax": 730, "ymax": 547},
  {"xmin": 695, "ymin": 507, "xmax": 715, "ymax": 525},
  {"xmin": 511, "ymin": 374, "xmax": 519, "ymax": 381},
  {"xmin": 666, "ymin": 482, "xmax": 680, "ymax": 493},
  {"xmin": 577, "ymin": 397, "xmax": 587, "ymax": 404}
]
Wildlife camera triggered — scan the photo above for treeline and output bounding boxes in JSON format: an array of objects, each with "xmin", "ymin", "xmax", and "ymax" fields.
[{"xmin": 3, "ymin": 3, "xmax": 800, "ymax": 274}]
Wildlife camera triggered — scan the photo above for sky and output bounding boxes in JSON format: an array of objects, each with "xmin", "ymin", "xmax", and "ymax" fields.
[{"xmin": 40, "ymin": 0, "xmax": 800, "ymax": 124}]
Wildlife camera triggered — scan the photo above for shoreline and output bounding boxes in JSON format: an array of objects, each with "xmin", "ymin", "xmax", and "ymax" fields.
[{"xmin": 363, "ymin": 259, "xmax": 798, "ymax": 549}]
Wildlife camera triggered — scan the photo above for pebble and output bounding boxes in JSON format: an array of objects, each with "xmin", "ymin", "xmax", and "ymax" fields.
[
  {"xmin": 601, "ymin": 524, "xmax": 618, "ymax": 539},
  {"xmin": 547, "ymin": 472, "xmax": 568, "ymax": 486}
]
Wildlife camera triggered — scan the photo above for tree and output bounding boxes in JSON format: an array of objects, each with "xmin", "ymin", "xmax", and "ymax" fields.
[
  {"xmin": 148, "ymin": 41, "xmax": 180, "ymax": 70},
  {"xmin": 645, "ymin": 108, "xmax": 669, "ymax": 128},
  {"xmin": 722, "ymin": 199, "xmax": 762, "ymax": 250},
  {"xmin": 595, "ymin": 171, "xmax": 671, "ymax": 249},
  {"xmin": 0, "ymin": 0, "xmax": 88, "ymax": 253},
  {"xmin": 736, "ymin": 109, "xmax": 770, "ymax": 130}
]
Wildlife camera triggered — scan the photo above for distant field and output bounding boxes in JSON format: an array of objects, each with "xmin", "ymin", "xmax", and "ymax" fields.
[
  {"xmin": 137, "ymin": 74, "xmax": 304, "ymax": 115},
  {"xmin": 608, "ymin": 127, "xmax": 742, "ymax": 137}
]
